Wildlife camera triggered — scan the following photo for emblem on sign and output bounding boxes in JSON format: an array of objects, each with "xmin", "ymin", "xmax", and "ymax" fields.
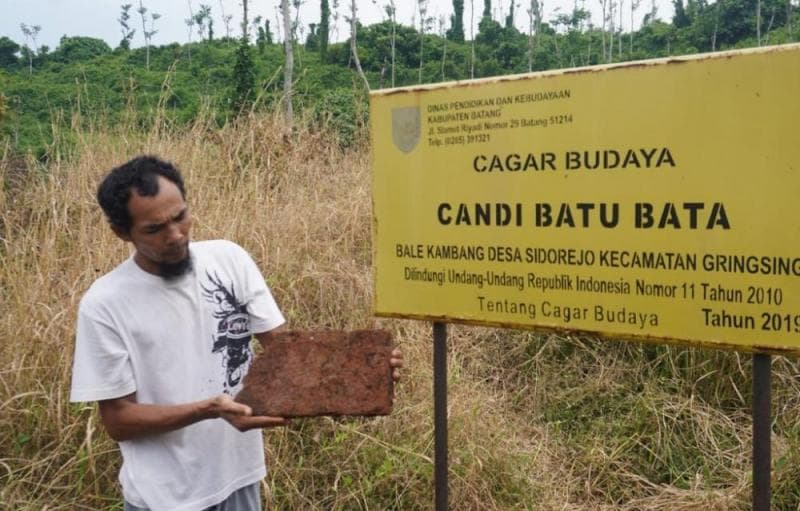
[{"xmin": 392, "ymin": 106, "xmax": 421, "ymax": 154}]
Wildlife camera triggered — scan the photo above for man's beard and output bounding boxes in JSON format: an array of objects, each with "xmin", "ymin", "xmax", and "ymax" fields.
[{"xmin": 159, "ymin": 252, "xmax": 193, "ymax": 280}]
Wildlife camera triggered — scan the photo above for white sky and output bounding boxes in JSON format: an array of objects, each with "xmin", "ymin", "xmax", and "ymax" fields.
[{"xmin": 0, "ymin": 0, "xmax": 672, "ymax": 51}]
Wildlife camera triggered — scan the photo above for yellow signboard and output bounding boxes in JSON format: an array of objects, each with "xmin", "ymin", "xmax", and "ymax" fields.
[{"xmin": 371, "ymin": 44, "xmax": 800, "ymax": 354}]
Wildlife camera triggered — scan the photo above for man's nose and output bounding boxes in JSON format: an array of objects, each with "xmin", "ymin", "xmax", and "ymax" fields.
[{"xmin": 165, "ymin": 222, "xmax": 185, "ymax": 243}]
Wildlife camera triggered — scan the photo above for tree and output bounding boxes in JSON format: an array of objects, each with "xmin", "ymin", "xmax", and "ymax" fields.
[
  {"xmin": 292, "ymin": 0, "xmax": 305, "ymax": 44},
  {"xmin": 306, "ymin": 22, "xmax": 318, "ymax": 49},
  {"xmin": 757, "ymin": 0, "xmax": 763, "ymax": 44},
  {"xmin": 448, "ymin": 0, "xmax": 466, "ymax": 41},
  {"xmin": 527, "ymin": 0, "xmax": 542, "ymax": 71},
  {"xmin": 193, "ymin": 4, "xmax": 214, "ymax": 42},
  {"xmin": 253, "ymin": 16, "xmax": 266, "ymax": 52},
  {"xmin": 475, "ymin": 15, "xmax": 526, "ymax": 75},
  {"xmin": 194, "ymin": 4, "xmax": 214, "ymax": 42},
  {"xmin": 281, "ymin": 0, "xmax": 295, "ymax": 124},
  {"xmin": 254, "ymin": 16, "xmax": 274, "ymax": 46},
  {"xmin": 598, "ymin": 0, "xmax": 608, "ymax": 60},
  {"xmin": 118, "ymin": 4, "xmax": 136, "ymax": 50},
  {"xmin": 484, "ymin": 0, "xmax": 492, "ymax": 18},
  {"xmin": 608, "ymin": 0, "xmax": 617, "ymax": 62},
  {"xmin": 506, "ymin": 0, "xmax": 516, "ymax": 27},
  {"xmin": 137, "ymin": 1, "xmax": 160, "ymax": 70},
  {"xmin": 630, "ymin": 0, "xmax": 642, "ymax": 53},
  {"xmin": 20, "ymin": 23, "xmax": 41, "ymax": 74},
  {"xmin": 218, "ymin": 0, "xmax": 234, "ymax": 39},
  {"xmin": 618, "ymin": 0, "xmax": 625, "ymax": 59},
  {"xmin": 386, "ymin": 1, "xmax": 397, "ymax": 86},
  {"xmin": 232, "ymin": 0, "xmax": 255, "ymax": 113},
  {"xmin": 418, "ymin": 0, "xmax": 431, "ymax": 83},
  {"xmin": 673, "ymin": 0, "xmax": 691, "ymax": 27},
  {"xmin": 439, "ymin": 15, "xmax": 448, "ymax": 80},
  {"xmin": 471, "ymin": 0, "xmax": 476, "ymax": 77},
  {"xmin": 319, "ymin": 0, "xmax": 330, "ymax": 61},
  {"xmin": 185, "ymin": 0, "xmax": 196, "ymax": 62},
  {"xmin": 349, "ymin": 0, "xmax": 370, "ymax": 90},
  {"xmin": 332, "ymin": 0, "xmax": 342, "ymax": 40},
  {"xmin": 0, "ymin": 36, "xmax": 20, "ymax": 68},
  {"xmin": 51, "ymin": 36, "xmax": 111, "ymax": 63}
]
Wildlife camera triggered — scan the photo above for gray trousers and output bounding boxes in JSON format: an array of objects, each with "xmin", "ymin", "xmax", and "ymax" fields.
[{"xmin": 123, "ymin": 482, "xmax": 261, "ymax": 511}]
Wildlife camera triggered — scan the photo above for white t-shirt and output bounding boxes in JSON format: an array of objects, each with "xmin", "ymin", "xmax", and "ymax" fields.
[{"xmin": 70, "ymin": 240, "xmax": 285, "ymax": 511}]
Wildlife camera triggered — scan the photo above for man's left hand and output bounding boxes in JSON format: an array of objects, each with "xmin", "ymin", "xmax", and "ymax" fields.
[{"xmin": 390, "ymin": 347, "xmax": 403, "ymax": 383}]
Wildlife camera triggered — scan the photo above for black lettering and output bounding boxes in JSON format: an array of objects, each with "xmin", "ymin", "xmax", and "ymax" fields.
[{"xmin": 437, "ymin": 203, "xmax": 452, "ymax": 225}]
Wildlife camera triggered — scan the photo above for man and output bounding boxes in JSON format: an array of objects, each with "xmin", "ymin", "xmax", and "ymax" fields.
[{"xmin": 70, "ymin": 155, "xmax": 402, "ymax": 510}]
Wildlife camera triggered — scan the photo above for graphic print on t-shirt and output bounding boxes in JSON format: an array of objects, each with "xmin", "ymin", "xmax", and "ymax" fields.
[{"xmin": 201, "ymin": 270, "xmax": 252, "ymax": 393}]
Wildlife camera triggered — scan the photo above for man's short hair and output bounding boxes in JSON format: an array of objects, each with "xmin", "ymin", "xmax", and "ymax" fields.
[{"xmin": 97, "ymin": 155, "xmax": 186, "ymax": 233}]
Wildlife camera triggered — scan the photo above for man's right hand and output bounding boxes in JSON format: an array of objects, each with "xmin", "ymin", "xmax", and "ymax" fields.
[
  {"xmin": 98, "ymin": 392, "xmax": 288, "ymax": 441},
  {"xmin": 210, "ymin": 394, "xmax": 289, "ymax": 432}
]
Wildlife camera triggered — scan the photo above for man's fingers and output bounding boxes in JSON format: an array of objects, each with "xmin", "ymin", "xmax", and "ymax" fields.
[
  {"xmin": 209, "ymin": 395, "xmax": 252, "ymax": 417},
  {"xmin": 223, "ymin": 414, "xmax": 290, "ymax": 431},
  {"xmin": 225, "ymin": 402, "xmax": 253, "ymax": 416},
  {"xmin": 390, "ymin": 348, "xmax": 404, "ymax": 373},
  {"xmin": 390, "ymin": 347, "xmax": 404, "ymax": 383}
]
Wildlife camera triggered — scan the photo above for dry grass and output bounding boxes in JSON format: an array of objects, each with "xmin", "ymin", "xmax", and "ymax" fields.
[{"xmin": 2, "ymin": 110, "xmax": 800, "ymax": 509}]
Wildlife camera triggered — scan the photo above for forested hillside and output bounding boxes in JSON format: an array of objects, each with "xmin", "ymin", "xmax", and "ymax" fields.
[{"xmin": 1, "ymin": 0, "xmax": 798, "ymax": 155}]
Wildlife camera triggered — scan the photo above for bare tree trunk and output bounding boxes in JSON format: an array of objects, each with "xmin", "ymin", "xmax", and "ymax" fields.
[
  {"xmin": 138, "ymin": 0, "xmax": 150, "ymax": 70},
  {"xmin": 599, "ymin": 0, "xmax": 607, "ymax": 62},
  {"xmin": 711, "ymin": 2, "xmax": 719, "ymax": 51},
  {"xmin": 764, "ymin": 6, "xmax": 776, "ymax": 44},
  {"xmin": 608, "ymin": 0, "xmax": 615, "ymax": 62},
  {"xmin": 618, "ymin": 0, "xmax": 624, "ymax": 59},
  {"xmin": 186, "ymin": 0, "xmax": 194, "ymax": 63},
  {"xmin": 527, "ymin": 0, "xmax": 534, "ymax": 72},
  {"xmin": 274, "ymin": 7, "xmax": 283, "ymax": 41},
  {"xmin": 630, "ymin": 0, "xmax": 640, "ymax": 54},
  {"xmin": 553, "ymin": 29, "xmax": 561, "ymax": 66},
  {"xmin": 350, "ymin": 0, "xmax": 370, "ymax": 90},
  {"xmin": 470, "ymin": 0, "xmax": 475, "ymax": 78},
  {"xmin": 528, "ymin": 0, "xmax": 542, "ymax": 72},
  {"xmin": 757, "ymin": 0, "xmax": 762, "ymax": 45},
  {"xmin": 389, "ymin": 1, "xmax": 397, "ymax": 87},
  {"xmin": 418, "ymin": 0, "xmax": 427, "ymax": 83},
  {"xmin": 391, "ymin": 20, "xmax": 396, "ymax": 87},
  {"xmin": 440, "ymin": 16, "xmax": 447, "ymax": 80},
  {"xmin": 281, "ymin": 0, "xmax": 294, "ymax": 125},
  {"xmin": 218, "ymin": 0, "xmax": 231, "ymax": 38}
]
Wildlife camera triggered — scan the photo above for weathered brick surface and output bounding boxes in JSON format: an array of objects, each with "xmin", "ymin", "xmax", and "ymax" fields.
[{"xmin": 235, "ymin": 330, "xmax": 394, "ymax": 417}]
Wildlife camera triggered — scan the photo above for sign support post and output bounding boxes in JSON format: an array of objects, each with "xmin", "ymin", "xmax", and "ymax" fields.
[
  {"xmin": 752, "ymin": 353, "xmax": 771, "ymax": 511},
  {"xmin": 433, "ymin": 321, "xmax": 449, "ymax": 511}
]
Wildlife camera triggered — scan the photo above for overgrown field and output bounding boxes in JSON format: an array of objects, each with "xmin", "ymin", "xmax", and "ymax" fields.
[{"xmin": 2, "ymin": 112, "xmax": 800, "ymax": 510}]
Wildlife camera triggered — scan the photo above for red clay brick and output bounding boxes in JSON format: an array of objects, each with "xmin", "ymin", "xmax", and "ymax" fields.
[{"xmin": 235, "ymin": 330, "xmax": 394, "ymax": 417}]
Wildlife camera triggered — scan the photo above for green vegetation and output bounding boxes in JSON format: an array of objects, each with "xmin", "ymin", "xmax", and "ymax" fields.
[{"xmin": 1, "ymin": 0, "xmax": 798, "ymax": 156}]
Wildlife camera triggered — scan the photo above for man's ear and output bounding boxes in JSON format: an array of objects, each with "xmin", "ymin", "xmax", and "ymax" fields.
[{"xmin": 111, "ymin": 225, "xmax": 132, "ymax": 242}]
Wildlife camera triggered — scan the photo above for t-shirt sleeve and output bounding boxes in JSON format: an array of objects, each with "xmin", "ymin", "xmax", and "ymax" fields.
[
  {"xmin": 70, "ymin": 298, "xmax": 136, "ymax": 403},
  {"xmin": 236, "ymin": 245, "xmax": 285, "ymax": 333}
]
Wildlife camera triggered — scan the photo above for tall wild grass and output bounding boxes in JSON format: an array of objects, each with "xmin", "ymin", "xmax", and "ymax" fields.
[{"xmin": 2, "ymin": 107, "xmax": 800, "ymax": 510}]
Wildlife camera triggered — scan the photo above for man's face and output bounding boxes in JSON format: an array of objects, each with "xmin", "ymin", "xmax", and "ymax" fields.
[{"xmin": 115, "ymin": 176, "xmax": 193, "ymax": 278}]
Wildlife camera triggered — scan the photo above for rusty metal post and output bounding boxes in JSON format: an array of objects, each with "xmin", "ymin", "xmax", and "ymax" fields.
[
  {"xmin": 433, "ymin": 322, "xmax": 448, "ymax": 510},
  {"xmin": 752, "ymin": 352, "xmax": 771, "ymax": 511}
]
